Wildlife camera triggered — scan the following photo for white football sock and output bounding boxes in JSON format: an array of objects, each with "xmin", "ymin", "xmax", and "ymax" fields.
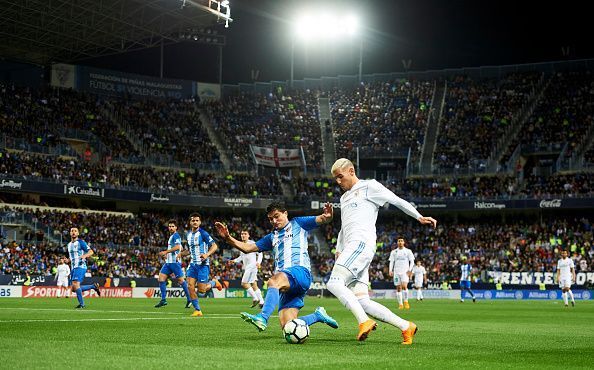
[
  {"xmin": 57, "ymin": 288, "xmax": 62, "ymax": 298},
  {"xmin": 403, "ymin": 289, "xmax": 409, "ymax": 302},
  {"xmin": 417, "ymin": 288, "xmax": 423, "ymax": 300},
  {"xmin": 327, "ymin": 280, "xmax": 369, "ymax": 324},
  {"xmin": 568, "ymin": 290, "xmax": 575, "ymax": 302},
  {"xmin": 246, "ymin": 287, "xmax": 255, "ymax": 299},
  {"xmin": 254, "ymin": 288, "xmax": 264, "ymax": 303},
  {"xmin": 397, "ymin": 291, "xmax": 403, "ymax": 305},
  {"xmin": 359, "ymin": 297, "xmax": 409, "ymax": 331},
  {"xmin": 562, "ymin": 292, "xmax": 568, "ymax": 305}
]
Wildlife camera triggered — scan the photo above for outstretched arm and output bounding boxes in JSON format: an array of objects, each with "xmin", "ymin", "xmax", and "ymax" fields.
[
  {"xmin": 315, "ymin": 202, "xmax": 334, "ymax": 225},
  {"xmin": 214, "ymin": 222, "xmax": 259, "ymax": 253}
]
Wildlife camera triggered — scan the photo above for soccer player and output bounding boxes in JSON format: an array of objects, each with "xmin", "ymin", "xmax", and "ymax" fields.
[
  {"xmin": 412, "ymin": 260, "xmax": 427, "ymax": 301},
  {"xmin": 67, "ymin": 227, "xmax": 101, "ymax": 308},
  {"xmin": 556, "ymin": 250, "xmax": 576, "ymax": 307},
  {"xmin": 327, "ymin": 158, "xmax": 437, "ymax": 344},
  {"xmin": 388, "ymin": 238, "xmax": 415, "ymax": 309},
  {"xmin": 184, "ymin": 213, "xmax": 225, "ymax": 316},
  {"xmin": 460, "ymin": 256, "xmax": 476, "ymax": 303},
  {"xmin": 231, "ymin": 230, "xmax": 265, "ymax": 308},
  {"xmin": 55, "ymin": 257, "xmax": 70, "ymax": 298},
  {"xmin": 215, "ymin": 201, "xmax": 339, "ymax": 334},
  {"xmin": 154, "ymin": 219, "xmax": 192, "ymax": 308}
]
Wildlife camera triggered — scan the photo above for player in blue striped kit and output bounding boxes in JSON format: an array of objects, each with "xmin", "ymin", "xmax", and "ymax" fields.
[
  {"xmin": 154, "ymin": 219, "xmax": 192, "ymax": 308},
  {"xmin": 215, "ymin": 202, "xmax": 338, "ymax": 334},
  {"xmin": 460, "ymin": 256, "xmax": 476, "ymax": 303},
  {"xmin": 67, "ymin": 227, "xmax": 101, "ymax": 308},
  {"xmin": 184, "ymin": 212, "xmax": 225, "ymax": 317}
]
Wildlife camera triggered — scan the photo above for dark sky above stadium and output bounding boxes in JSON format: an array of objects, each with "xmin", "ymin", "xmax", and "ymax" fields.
[{"xmin": 85, "ymin": 0, "xmax": 592, "ymax": 84}]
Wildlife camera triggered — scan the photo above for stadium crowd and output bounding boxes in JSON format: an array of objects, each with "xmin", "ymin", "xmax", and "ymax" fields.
[{"xmin": 1, "ymin": 206, "xmax": 592, "ymax": 285}]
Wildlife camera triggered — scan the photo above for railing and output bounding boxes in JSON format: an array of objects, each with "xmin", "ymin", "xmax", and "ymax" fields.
[{"xmin": 0, "ymin": 134, "xmax": 78, "ymax": 157}]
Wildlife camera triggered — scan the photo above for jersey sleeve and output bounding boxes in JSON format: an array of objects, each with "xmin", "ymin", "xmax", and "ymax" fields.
[
  {"xmin": 367, "ymin": 180, "xmax": 423, "ymax": 220},
  {"xmin": 173, "ymin": 233, "xmax": 182, "ymax": 246},
  {"xmin": 255, "ymin": 234, "xmax": 273, "ymax": 252},
  {"xmin": 388, "ymin": 251, "xmax": 395, "ymax": 273},
  {"xmin": 199, "ymin": 229, "xmax": 215, "ymax": 246},
  {"xmin": 256, "ymin": 252, "xmax": 263, "ymax": 264},
  {"xmin": 79, "ymin": 240, "xmax": 90, "ymax": 252},
  {"xmin": 294, "ymin": 216, "xmax": 319, "ymax": 231},
  {"xmin": 408, "ymin": 250, "xmax": 415, "ymax": 271}
]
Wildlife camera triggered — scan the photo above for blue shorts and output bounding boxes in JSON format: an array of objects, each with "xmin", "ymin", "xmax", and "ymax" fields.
[
  {"xmin": 187, "ymin": 264, "xmax": 210, "ymax": 283},
  {"xmin": 160, "ymin": 263, "xmax": 184, "ymax": 278},
  {"xmin": 70, "ymin": 267, "xmax": 86, "ymax": 283},
  {"xmin": 460, "ymin": 280, "xmax": 471, "ymax": 289},
  {"xmin": 279, "ymin": 266, "xmax": 312, "ymax": 311}
]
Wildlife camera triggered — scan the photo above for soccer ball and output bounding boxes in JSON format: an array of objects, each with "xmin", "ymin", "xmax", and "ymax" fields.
[{"xmin": 283, "ymin": 319, "xmax": 310, "ymax": 344}]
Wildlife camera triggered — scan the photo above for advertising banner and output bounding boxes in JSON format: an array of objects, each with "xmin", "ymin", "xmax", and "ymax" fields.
[
  {"xmin": 462, "ymin": 290, "xmax": 593, "ymax": 300},
  {"xmin": 0, "ymin": 286, "xmax": 22, "ymax": 298},
  {"xmin": 487, "ymin": 271, "xmax": 594, "ymax": 286},
  {"xmin": 21, "ymin": 286, "xmax": 132, "ymax": 298},
  {"xmin": 369, "ymin": 289, "xmax": 461, "ymax": 300}
]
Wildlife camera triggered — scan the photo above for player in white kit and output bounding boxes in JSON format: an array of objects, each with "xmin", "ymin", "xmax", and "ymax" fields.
[
  {"xmin": 55, "ymin": 257, "xmax": 71, "ymax": 298},
  {"xmin": 327, "ymin": 158, "xmax": 437, "ymax": 344},
  {"xmin": 388, "ymin": 238, "xmax": 415, "ymax": 309},
  {"xmin": 232, "ymin": 230, "xmax": 265, "ymax": 308},
  {"xmin": 556, "ymin": 250, "xmax": 576, "ymax": 307},
  {"xmin": 412, "ymin": 260, "xmax": 427, "ymax": 301}
]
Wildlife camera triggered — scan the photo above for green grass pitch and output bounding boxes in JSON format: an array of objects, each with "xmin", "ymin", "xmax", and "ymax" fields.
[{"xmin": 0, "ymin": 298, "xmax": 592, "ymax": 369}]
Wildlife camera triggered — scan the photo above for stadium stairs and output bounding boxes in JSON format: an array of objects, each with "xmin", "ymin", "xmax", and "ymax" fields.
[
  {"xmin": 318, "ymin": 97, "xmax": 336, "ymax": 173},
  {"xmin": 489, "ymin": 73, "xmax": 549, "ymax": 171},
  {"xmin": 419, "ymin": 80, "xmax": 445, "ymax": 175},
  {"xmin": 198, "ymin": 108, "xmax": 232, "ymax": 172}
]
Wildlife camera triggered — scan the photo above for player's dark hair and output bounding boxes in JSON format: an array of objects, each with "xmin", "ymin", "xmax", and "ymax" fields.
[
  {"xmin": 266, "ymin": 201, "xmax": 287, "ymax": 214},
  {"xmin": 167, "ymin": 219, "xmax": 177, "ymax": 226},
  {"xmin": 188, "ymin": 212, "xmax": 201, "ymax": 221}
]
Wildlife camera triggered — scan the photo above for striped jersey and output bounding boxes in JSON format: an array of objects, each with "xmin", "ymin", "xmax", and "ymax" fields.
[
  {"xmin": 460, "ymin": 263, "xmax": 472, "ymax": 281},
  {"xmin": 165, "ymin": 232, "xmax": 182, "ymax": 263},
  {"xmin": 256, "ymin": 216, "xmax": 318, "ymax": 272},
  {"xmin": 187, "ymin": 228, "xmax": 215, "ymax": 265},
  {"xmin": 67, "ymin": 239, "xmax": 90, "ymax": 269}
]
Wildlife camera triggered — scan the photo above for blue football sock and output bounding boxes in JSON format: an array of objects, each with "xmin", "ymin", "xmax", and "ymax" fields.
[
  {"xmin": 159, "ymin": 281, "xmax": 167, "ymax": 301},
  {"xmin": 181, "ymin": 281, "xmax": 190, "ymax": 301},
  {"xmin": 80, "ymin": 285, "xmax": 93, "ymax": 292},
  {"xmin": 299, "ymin": 312, "xmax": 321, "ymax": 326},
  {"xmin": 192, "ymin": 299, "xmax": 200, "ymax": 311},
  {"xmin": 260, "ymin": 287, "xmax": 279, "ymax": 321},
  {"xmin": 76, "ymin": 288, "xmax": 84, "ymax": 305}
]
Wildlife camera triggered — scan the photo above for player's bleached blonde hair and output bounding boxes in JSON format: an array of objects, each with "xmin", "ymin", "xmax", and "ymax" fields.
[{"xmin": 331, "ymin": 158, "xmax": 354, "ymax": 173}]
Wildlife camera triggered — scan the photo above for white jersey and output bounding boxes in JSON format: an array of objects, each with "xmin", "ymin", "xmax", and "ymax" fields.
[
  {"xmin": 412, "ymin": 265, "xmax": 426, "ymax": 281},
  {"xmin": 339, "ymin": 179, "xmax": 422, "ymax": 247},
  {"xmin": 56, "ymin": 263, "xmax": 70, "ymax": 280},
  {"xmin": 233, "ymin": 241, "xmax": 262, "ymax": 270},
  {"xmin": 389, "ymin": 247, "xmax": 415, "ymax": 274},
  {"xmin": 557, "ymin": 258, "xmax": 575, "ymax": 281}
]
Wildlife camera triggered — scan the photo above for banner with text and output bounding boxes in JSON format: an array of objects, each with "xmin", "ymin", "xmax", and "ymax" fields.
[
  {"xmin": 250, "ymin": 145, "xmax": 303, "ymax": 168},
  {"xmin": 462, "ymin": 289, "xmax": 593, "ymax": 300},
  {"xmin": 487, "ymin": 271, "xmax": 594, "ymax": 286}
]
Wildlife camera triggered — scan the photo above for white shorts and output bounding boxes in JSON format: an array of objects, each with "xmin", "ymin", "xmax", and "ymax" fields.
[
  {"xmin": 241, "ymin": 268, "xmax": 258, "ymax": 284},
  {"xmin": 559, "ymin": 278, "xmax": 572, "ymax": 289},
  {"xmin": 57, "ymin": 278, "xmax": 69, "ymax": 287},
  {"xmin": 333, "ymin": 240, "xmax": 375, "ymax": 295},
  {"xmin": 414, "ymin": 279, "xmax": 424, "ymax": 288},
  {"xmin": 393, "ymin": 272, "xmax": 409, "ymax": 286}
]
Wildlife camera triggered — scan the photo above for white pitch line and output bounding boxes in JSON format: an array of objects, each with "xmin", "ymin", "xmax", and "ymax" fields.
[
  {"xmin": 0, "ymin": 316, "xmax": 242, "ymax": 323},
  {"xmin": 0, "ymin": 307, "xmax": 244, "ymax": 316}
]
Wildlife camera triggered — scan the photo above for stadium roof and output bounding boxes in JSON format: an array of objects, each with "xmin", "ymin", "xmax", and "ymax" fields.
[{"xmin": 0, "ymin": 0, "xmax": 224, "ymax": 65}]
